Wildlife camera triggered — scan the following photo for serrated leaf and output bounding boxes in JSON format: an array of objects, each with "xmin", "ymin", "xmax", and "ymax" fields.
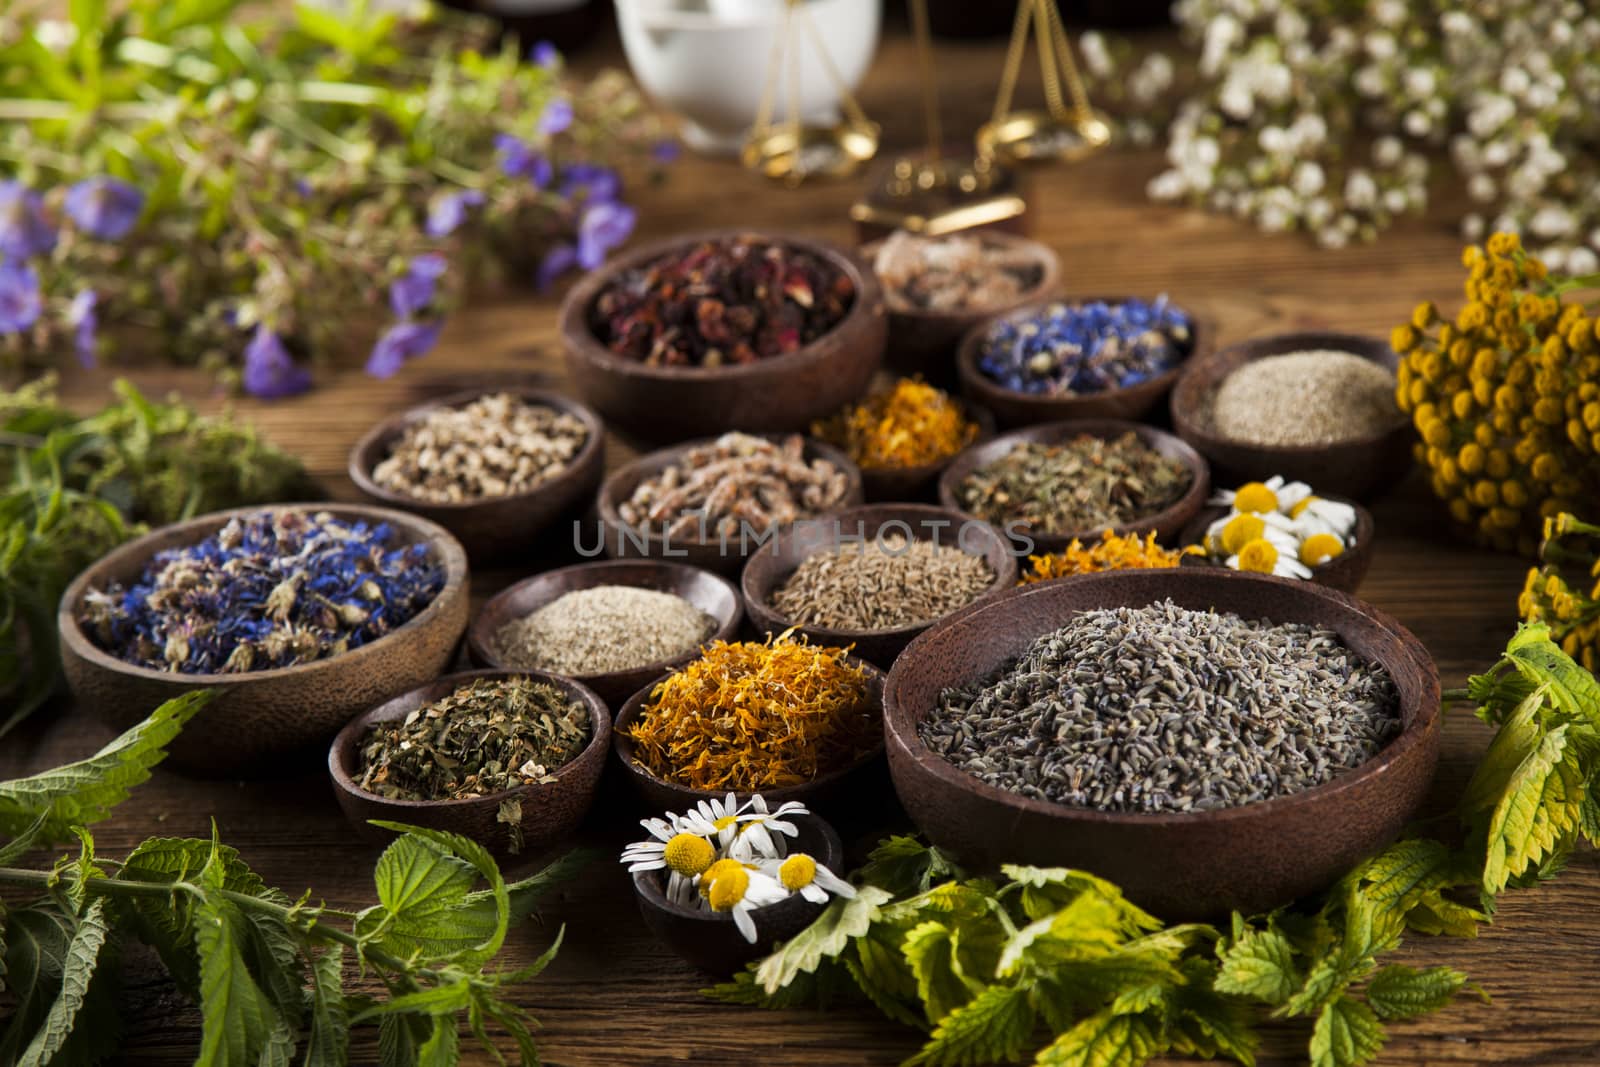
[
  {"xmin": 1346, "ymin": 838, "xmax": 1457, "ymax": 913},
  {"xmin": 857, "ymin": 836, "xmax": 964, "ymax": 897},
  {"xmin": 0, "ymin": 814, "xmax": 50, "ymax": 866},
  {"xmin": 843, "ymin": 947, "xmax": 926, "ymax": 1031},
  {"xmin": 15, "ymin": 899, "xmax": 111, "ymax": 1067},
  {"xmin": 1461, "ymin": 687, "xmax": 1547, "ymax": 814},
  {"xmin": 366, "ymin": 823, "xmax": 509, "ymax": 968},
  {"xmin": 194, "ymin": 840, "xmax": 277, "ymax": 1066},
  {"xmin": 304, "ymin": 945, "xmax": 349, "ymax": 1067},
  {"xmin": 1033, "ymin": 1007, "xmax": 1162, "ymax": 1067},
  {"xmin": 1503, "ymin": 624, "xmax": 1600, "ymax": 723},
  {"xmin": 903, "ymin": 922, "xmax": 976, "ymax": 1024},
  {"xmin": 1109, "ymin": 983, "xmax": 1167, "ymax": 1017},
  {"xmin": 755, "ymin": 887, "xmax": 891, "ymax": 995},
  {"xmin": 1402, "ymin": 892, "xmax": 1483, "ymax": 938},
  {"xmin": 1001, "ymin": 867, "xmax": 1158, "ymax": 932},
  {"xmin": 906, "ymin": 982, "xmax": 1036, "ymax": 1067},
  {"xmin": 997, "ymin": 894, "xmax": 1124, "ymax": 978},
  {"xmin": 1309, "ymin": 996, "xmax": 1385, "ymax": 1067},
  {"xmin": 1363, "ymin": 965, "xmax": 1479, "ymax": 1021},
  {"xmin": 0, "ymin": 691, "xmax": 210, "ymax": 840},
  {"xmin": 1214, "ymin": 926, "xmax": 1298, "ymax": 1005},
  {"xmin": 416, "ymin": 1014, "xmax": 459, "ymax": 1067},
  {"xmin": 0, "ymin": 905, "xmax": 76, "ymax": 1065},
  {"xmin": 1483, "ymin": 724, "xmax": 1584, "ymax": 893},
  {"xmin": 378, "ymin": 1014, "xmax": 423, "ymax": 1067},
  {"xmin": 353, "ymin": 981, "xmax": 474, "ymax": 1022}
]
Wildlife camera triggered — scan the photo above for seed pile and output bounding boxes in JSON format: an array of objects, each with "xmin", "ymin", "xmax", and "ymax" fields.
[
  {"xmin": 921, "ymin": 600, "xmax": 1401, "ymax": 813},
  {"xmin": 619, "ymin": 433, "xmax": 852, "ymax": 540},
  {"xmin": 771, "ymin": 534, "xmax": 994, "ymax": 631},
  {"xmin": 872, "ymin": 231, "xmax": 1042, "ymax": 313},
  {"xmin": 1209, "ymin": 350, "xmax": 1403, "ymax": 447},
  {"xmin": 977, "ymin": 297, "xmax": 1191, "ymax": 395},
  {"xmin": 356, "ymin": 676, "xmax": 592, "ymax": 801},
  {"xmin": 957, "ymin": 433, "xmax": 1191, "ymax": 536},
  {"xmin": 492, "ymin": 585, "xmax": 716, "ymax": 674},
  {"xmin": 370, "ymin": 392, "xmax": 589, "ymax": 503}
]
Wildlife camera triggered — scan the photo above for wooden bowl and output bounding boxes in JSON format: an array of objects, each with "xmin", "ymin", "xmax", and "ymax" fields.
[
  {"xmin": 740, "ymin": 504, "xmax": 1018, "ymax": 668},
  {"xmin": 1169, "ymin": 331, "xmax": 1413, "ymax": 501},
  {"xmin": 58, "ymin": 504, "xmax": 470, "ymax": 776},
  {"xmin": 633, "ymin": 812, "xmax": 845, "ymax": 973},
  {"xmin": 328, "ymin": 668, "xmax": 611, "ymax": 856},
  {"xmin": 348, "ymin": 387, "xmax": 605, "ymax": 564},
  {"xmin": 850, "ymin": 404, "xmax": 997, "ymax": 504},
  {"xmin": 560, "ymin": 230, "xmax": 888, "ymax": 442},
  {"xmin": 596, "ymin": 434, "xmax": 865, "ymax": 577},
  {"xmin": 861, "ymin": 232, "xmax": 1061, "ymax": 388},
  {"xmin": 1177, "ymin": 494, "xmax": 1377, "ymax": 594},
  {"xmin": 956, "ymin": 296, "xmax": 1211, "ymax": 428},
  {"xmin": 466, "ymin": 560, "xmax": 744, "ymax": 710},
  {"xmin": 612, "ymin": 660, "xmax": 886, "ymax": 817},
  {"xmin": 883, "ymin": 568, "xmax": 1441, "ymax": 920},
  {"xmin": 936, "ymin": 418, "xmax": 1210, "ymax": 556}
]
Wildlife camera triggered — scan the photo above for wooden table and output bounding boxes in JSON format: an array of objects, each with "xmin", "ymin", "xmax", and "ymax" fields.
[{"xmin": 7, "ymin": 27, "xmax": 1597, "ymax": 1067}]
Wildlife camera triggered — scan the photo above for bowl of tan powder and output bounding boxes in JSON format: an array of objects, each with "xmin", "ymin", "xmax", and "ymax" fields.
[{"xmin": 1170, "ymin": 331, "xmax": 1412, "ymax": 501}]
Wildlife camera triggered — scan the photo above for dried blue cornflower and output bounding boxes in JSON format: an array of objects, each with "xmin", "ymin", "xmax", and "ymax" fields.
[
  {"xmin": 0, "ymin": 261, "xmax": 43, "ymax": 333},
  {"xmin": 77, "ymin": 510, "xmax": 445, "ymax": 674},
  {"xmin": 977, "ymin": 296, "xmax": 1192, "ymax": 396},
  {"xmin": 64, "ymin": 177, "xmax": 146, "ymax": 241}
]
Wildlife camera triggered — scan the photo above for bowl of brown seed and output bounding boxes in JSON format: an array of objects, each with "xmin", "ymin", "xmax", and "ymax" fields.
[
  {"xmin": 467, "ymin": 559, "xmax": 744, "ymax": 710},
  {"xmin": 329, "ymin": 668, "xmax": 612, "ymax": 857},
  {"xmin": 596, "ymin": 431, "xmax": 865, "ymax": 577},
  {"xmin": 883, "ymin": 568, "xmax": 1441, "ymax": 920},
  {"xmin": 348, "ymin": 387, "xmax": 605, "ymax": 563},
  {"xmin": 1169, "ymin": 331, "xmax": 1413, "ymax": 501},
  {"xmin": 740, "ymin": 504, "xmax": 1018, "ymax": 668},
  {"xmin": 936, "ymin": 418, "xmax": 1210, "ymax": 557}
]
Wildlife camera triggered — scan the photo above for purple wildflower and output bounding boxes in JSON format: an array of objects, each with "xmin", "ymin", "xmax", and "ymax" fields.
[
  {"xmin": 539, "ymin": 98, "xmax": 574, "ymax": 137},
  {"xmin": 64, "ymin": 177, "xmax": 145, "ymax": 241},
  {"xmin": 389, "ymin": 253, "xmax": 448, "ymax": 318},
  {"xmin": 0, "ymin": 182, "xmax": 56, "ymax": 259},
  {"xmin": 0, "ymin": 262, "xmax": 42, "ymax": 333},
  {"xmin": 495, "ymin": 134, "xmax": 552, "ymax": 188},
  {"xmin": 242, "ymin": 326, "xmax": 313, "ymax": 399},
  {"xmin": 69, "ymin": 290, "xmax": 98, "ymax": 367},
  {"xmin": 560, "ymin": 163, "xmax": 621, "ymax": 204},
  {"xmin": 536, "ymin": 244, "xmax": 577, "ymax": 291},
  {"xmin": 652, "ymin": 139, "xmax": 682, "ymax": 164},
  {"xmin": 532, "ymin": 40, "xmax": 559, "ymax": 69},
  {"xmin": 576, "ymin": 201, "xmax": 636, "ymax": 270},
  {"xmin": 426, "ymin": 189, "xmax": 486, "ymax": 238},
  {"xmin": 365, "ymin": 320, "xmax": 443, "ymax": 378}
]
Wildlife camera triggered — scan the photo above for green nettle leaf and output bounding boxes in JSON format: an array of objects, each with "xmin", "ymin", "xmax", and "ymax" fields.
[
  {"xmin": 0, "ymin": 814, "xmax": 51, "ymax": 867},
  {"xmin": 907, "ymin": 982, "xmax": 1037, "ymax": 1067},
  {"xmin": 415, "ymin": 1015, "xmax": 459, "ymax": 1067},
  {"xmin": 848, "ymin": 933, "xmax": 924, "ymax": 1030},
  {"xmin": 1001, "ymin": 866, "xmax": 1158, "ymax": 932},
  {"xmin": 0, "ymin": 905, "xmax": 77, "ymax": 1064},
  {"xmin": 194, "ymin": 845, "xmax": 278, "ymax": 1066},
  {"xmin": 1213, "ymin": 925, "xmax": 1299, "ymax": 1005},
  {"xmin": 0, "ymin": 902, "xmax": 123, "ymax": 1067},
  {"xmin": 1460, "ymin": 687, "xmax": 1547, "ymax": 814},
  {"xmin": 15, "ymin": 899, "xmax": 111, "ymax": 1067},
  {"xmin": 1363, "ymin": 965, "xmax": 1481, "ymax": 1021},
  {"xmin": 1504, "ymin": 622, "xmax": 1600, "ymax": 722},
  {"xmin": 1033, "ymin": 1007, "xmax": 1163, "ymax": 1067},
  {"xmin": 1309, "ymin": 996, "xmax": 1386, "ymax": 1067},
  {"xmin": 903, "ymin": 922, "xmax": 977, "ymax": 1024},
  {"xmin": 1482, "ymin": 724, "xmax": 1585, "ymax": 893},
  {"xmin": 377, "ymin": 1014, "xmax": 423, "ymax": 1067},
  {"xmin": 857, "ymin": 836, "xmax": 965, "ymax": 898},
  {"xmin": 996, "ymin": 895, "xmax": 1125, "ymax": 978},
  {"xmin": 755, "ymin": 888, "xmax": 892, "ymax": 995},
  {"xmin": 363, "ymin": 823, "xmax": 509, "ymax": 967},
  {"xmin": 303, "ymin": 945, "xmax": 349, "ymax": 1067},
  {"xmin": 1346, "ymin": 839, "xmax": 1457, "ymax": 914}
]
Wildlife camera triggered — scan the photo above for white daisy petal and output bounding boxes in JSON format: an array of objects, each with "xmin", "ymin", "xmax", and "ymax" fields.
[{"xmin": 733, "ymin": 906, "xmax": 758, "ymax": 943}]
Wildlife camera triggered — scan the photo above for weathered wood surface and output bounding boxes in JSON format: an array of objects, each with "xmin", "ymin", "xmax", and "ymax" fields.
[{"xmin": 6, "ymin": 25, "xmax": 1598, "ymax": 1067}]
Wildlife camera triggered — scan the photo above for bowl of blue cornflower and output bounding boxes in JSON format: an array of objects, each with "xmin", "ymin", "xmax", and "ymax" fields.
[{"xmin": 59, "ymin": 504, "xmax": 470, "ymax": 775}]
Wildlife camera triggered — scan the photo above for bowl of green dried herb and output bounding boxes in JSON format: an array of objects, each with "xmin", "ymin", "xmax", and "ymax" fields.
[{"xmin": 328, "ymin": 669, "xmax": 611, "ymax": 856}]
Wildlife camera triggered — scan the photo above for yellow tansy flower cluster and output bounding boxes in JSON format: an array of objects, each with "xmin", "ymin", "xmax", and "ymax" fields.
[
  {"xmin": 1392, "ymin": 231, "xmax": 1600, "ymax": 555},
  {"xmin": 1519, "ymin": 513, "xmax": 1600, "ymax": 673}
]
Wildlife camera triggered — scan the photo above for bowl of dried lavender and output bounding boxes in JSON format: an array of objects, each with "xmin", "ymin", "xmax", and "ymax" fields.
[
  {"xmin": 466, "ymin": 559, "xmax": 744, "ymax": 709},
  {"xmin": 937, "ymin": 418, "xmax": 1210, "ymax": 556},
  {"xmin": 559, "ymin": 230, "xmax": 887, "ymax": 441},
  {"xmin": 596, "ymin": 431, "xmax": 864, "ymax": 576},
  {"xmin": 741, "ymin": 504, "xmax": 1018, "ymax": 668},
  {"xmin": 348, "ymin": 387, "xmax": 605, "ymax": 564},
  {"xmin": 329, "ymin": 669, "xmax": 610, "ymax": 856},
  {"xmin": 59, "ymin": 505, "xmax": 470, "ymax": 774},
  {"xmin": 883, "ymin": 568, "xmax": 1441, "ymax": 920}
]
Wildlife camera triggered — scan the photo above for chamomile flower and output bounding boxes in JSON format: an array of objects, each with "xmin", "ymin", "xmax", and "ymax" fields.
[
  {"xmin": 621, "ymin": 815, "xmax": 715, "ymax": 907},
  {"xmin": 726, "ymin": 797, "xmax": 808, "ymax": 862},
  {"xmin": 1227, "ymin": 536, "xmax": 1313, "ymax": 578},
  {"xmin": 1289, "ymin": 495, "xmax": 1359, "ymax": 539},
  {"xmin": 699, "ymin": 858, "xmax": 789, "ymax": 942},
  {"xmin": 766, "ymin": 852, "xmax": 856, "ymax": 905},
  {"xmin": 677, "ymin": 792, "xmax": 750, "ymax": 850},
  {"xmin": 1208, "ymin": 475, "xmax": 1313, "ymax": 515}
]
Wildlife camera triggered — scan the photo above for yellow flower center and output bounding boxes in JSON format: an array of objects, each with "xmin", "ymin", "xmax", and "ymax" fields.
[
  {"xmin": 699, "ymin": 858, "xmax": 745, "ymax": 899},
  {"xmin": 662, "ymin": 833, "xmax": 715, "ymax": 877},
  {"xmin": 778, "ymin": 853, "xmax": 818, "ymax": 891},
  {"xmin": 1288, "ymin": 496, "xmax": 1319, "ymax": 519},
  {"xmin": 1232, "ymin": 482, "xmax": 1279, "ymax": 514},
  {"xmin": 1236, "ymin": 538, "xmax": 1279, "ymax": 573},
  {"xmin": 1220, "ymin": 513, "xmax": 1266, "ymax": 556},
  {"xmin": 706, "ymin": 866, "xmax": 750, "ymax": 912},
  {"xmin": 712, "ymin": 814, "xmax": 738, "ymax": 832},
  {"xmin": 1299, "ymin": 533, "xmax": 1345, "ymax": 566}
]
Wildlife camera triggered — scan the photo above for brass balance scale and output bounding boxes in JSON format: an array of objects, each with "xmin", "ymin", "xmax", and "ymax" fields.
[{"xmin": 737, "ymin": 0, "xmax": 1112, "ymax": 236}]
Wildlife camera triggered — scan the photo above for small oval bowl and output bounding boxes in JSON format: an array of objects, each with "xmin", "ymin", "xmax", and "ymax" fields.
[
  {"xmin": 612, "ymin": 659, "xmax": 886, "ymax": 816},
  {"xmin": 1169, "ymin": 331, "xmax": 1413, "ymax": 501},
  {"xmin": 884, "ymin": 568, "xmax": 1441, "ymax": 920},
  {"xmin": 348, "ymin": 387, "xmax": 605, "ymax": 565},
  {"xmin": 956, "ymin": 296, "xmax": 1212, "ymax": 428},
  {"xmin": 597, "ymin": 434, "xmax": 865, "ymax": 577},
  {"xmin": 741, "ymin": 504, "xmax": 1019, "ymax": 668},
  {"xmin": 633, "ymin": 811, "xmax": 845, "ymax": 974},
  {"xmin": 1177, "ymin": 493, "xmax": 1377, "ymax": 594},
  {"xmin": 847, "ymin": 404, "xmax": 997, "ymax": 504},
  {"xmin": 560, "ymin": 229, "xmax": 888, "ymax": 442},
  {"xmin": 328, "ymin": 668, "xmax": 611, "ymax": 856},
  {"xmin": 936, "ymin": 418, "xmax": 1210, "ymax": 556},
  {"xmin": 58, "ymin": 504, "xmax": 470, "ymax": 776},
  {"xmin": 466, "ymin": 559, "xmax": 744, "ymax": 710},
  {"xmin": 861, "ymin": 232, "xmax": 1061, "ymax": 388}
]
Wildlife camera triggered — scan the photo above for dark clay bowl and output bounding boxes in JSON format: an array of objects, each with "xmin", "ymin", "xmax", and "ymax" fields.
[
  {"xmin": 612, "ymin": 659, "xmax": 886, "ymax": 816},
  {"xmin": 1169, "ymin": 331, "xmax": 1413, "ymax": 501},
  {"xmin": 1177, "ymin": 493, "xmax": 1377, "ymax": 594},
  {"xmin": 633, "ymin": 812, "xmax": 844, "ymax": 973},
  {"xmin": 348, "ymin": 387, "xmax": 605, "ymax": 564},
  {"xmin": 466, "ymin": 559, "xmax": 744, "ymax": 710},
  {"xmin": 740, "ymin": 504, "xmax": 1019, "ymax": 668},
  {"xmin": 861, "ymin": 232, "xmax": 1061, "ymax": 388},
  {"xmin": 956, "ymin": 296, "xmax": 1213, "ymax": 428},
  {"xmin": 560, "ymin": 229, "xmax": 888, "ymax": 441},
  {"xmin": 58, "ymin": 503, "xmax": 470, "ymax": 776},
  {"xmin": 883, "ymin": 568, "xmax": 1441, "ymax": 920},
  {"xmin": 936, "ymin": 418, "xmax": 1210, "ymax": 556},
  {"xmin": 596, "ymin": 434, "xmax": 865, "ymax": 577},
  {"xmin": 849, "ymin": 404, "xmax": 997, "ymax": 504},
  {"xmin": 328, "ymin": 668, "xmax": 611, "ymax": 856}
]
